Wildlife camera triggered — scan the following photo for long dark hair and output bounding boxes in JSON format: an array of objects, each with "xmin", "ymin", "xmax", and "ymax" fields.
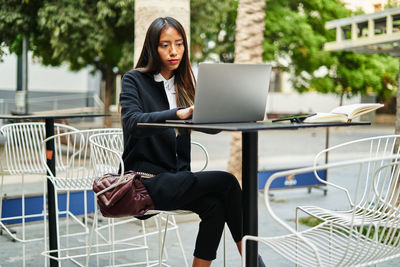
[{"xmin": 136, "ymin": 17, "xmax": 195, "ymax": 107}]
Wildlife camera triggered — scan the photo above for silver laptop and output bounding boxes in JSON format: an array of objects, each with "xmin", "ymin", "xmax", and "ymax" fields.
[{"xmin": 169, "ymin": 63, "xmax": 272, "ymax": 124}]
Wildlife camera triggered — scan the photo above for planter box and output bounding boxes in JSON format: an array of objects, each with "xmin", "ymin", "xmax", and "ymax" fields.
[
  {"xmin": 1, "ymin": 191, "xmax": 95, "ymax": 225},
  {"xmin": 258, "ymin": 169, "xmax": 327, "ymax": 193}
]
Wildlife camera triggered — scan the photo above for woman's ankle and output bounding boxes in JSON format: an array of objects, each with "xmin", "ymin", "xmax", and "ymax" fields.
[{"xmin": 192, "ymin": 256, "xmax": 212, "ymax": 267}]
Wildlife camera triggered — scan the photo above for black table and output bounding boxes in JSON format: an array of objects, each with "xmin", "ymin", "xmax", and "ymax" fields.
[
  {"xmin": 137, "ymin": 120, "xmax": 370, "ymax": 267},
  {"xmin": 0, "ymin": 113, "xmax": 110, "ymax": 267}
]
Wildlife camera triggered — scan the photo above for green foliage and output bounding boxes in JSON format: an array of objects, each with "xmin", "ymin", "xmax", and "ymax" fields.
[
  {"xmin": 0, "ymin": 0, "xmax": 43, "ymax": 55},
  {"xmin": 0, "ymin": 0, "xmax": 397, "ymax": 102},
  {"xmin": 190, "ymin": 0, "xmax": 237, "ymax": 63},
  {"xmin": 263, "ymin": 0, "xmax": 398, "ymax": 101},
  {"xmin": 386, "ymin": 0, "xmax": 400, "ymax": 8},
  {"xmin": 36, "ymin": 0, "xmax": 135, "ymax": 73},
  {"xmin": 298, "ymin": 216, "xmax": 323, "ymax": 227},
  {"xmin": 0, "ymin": 0, "xmax": 135, "ymax": 74}
]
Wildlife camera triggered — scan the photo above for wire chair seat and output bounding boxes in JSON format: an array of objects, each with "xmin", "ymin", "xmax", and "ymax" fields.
[
  {"xmin": 242, "ymin": 134, "xmax": 400, "ymax": 267},
  {"xmin": 49, "ymin": 176, "xmax": 97, "ymax": 191},
  {"xmin": 296, "ymin": 135, "xmax": 400, "ymax": 232},
  {"xmin": 246, "ymin": 220, "xmax": 400, "ymax": 267},
  {"xmin": 297, "ymin": 204, "xmax": 400, "ymax": 226}
]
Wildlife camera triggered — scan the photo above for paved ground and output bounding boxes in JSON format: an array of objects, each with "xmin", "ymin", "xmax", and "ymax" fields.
[{"xmin": 0, "ymin": 123, "xmax": 399, "ymax": 266}]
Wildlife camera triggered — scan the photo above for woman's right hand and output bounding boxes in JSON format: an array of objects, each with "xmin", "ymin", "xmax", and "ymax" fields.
[{"xmin": 177, "ymin": 106, "xmax": 194, "ymax": 120}]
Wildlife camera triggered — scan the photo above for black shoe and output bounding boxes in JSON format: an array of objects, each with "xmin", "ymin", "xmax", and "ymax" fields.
[{"xmin": 258, "ymin": 254, "xmax": 266, "ymax": 267}]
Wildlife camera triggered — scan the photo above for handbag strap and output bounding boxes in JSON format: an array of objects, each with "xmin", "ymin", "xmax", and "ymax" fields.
[{"xmin": 136, "ymin": 171, "xmax": 155, "ymax": 178}]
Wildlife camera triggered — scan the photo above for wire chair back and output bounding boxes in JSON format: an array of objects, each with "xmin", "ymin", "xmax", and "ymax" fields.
[
  {"xmin": 1, "ymin": 122, "xmax": 77, "ymax": 175},
  {"xmin": 41, "ymin": 128, "xmax": 122, "ymax": 191},
  {"xmin": 242, "ymin": 135, "xmax": 400, "ymax": 267}
]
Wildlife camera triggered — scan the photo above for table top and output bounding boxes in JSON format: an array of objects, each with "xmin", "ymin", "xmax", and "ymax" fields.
[
  {"xmin": 137, "ymin": 121, "xmax": 370, "ymax": 132},
  {"xmin": 0, "ymin": 113, "xmax": 110, "ymax": 120}
]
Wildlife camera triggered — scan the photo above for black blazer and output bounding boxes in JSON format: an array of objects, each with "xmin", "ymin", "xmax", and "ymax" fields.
[{"xmin": 120, "ymin": 70, "xmax": 196, "ymax": 210}]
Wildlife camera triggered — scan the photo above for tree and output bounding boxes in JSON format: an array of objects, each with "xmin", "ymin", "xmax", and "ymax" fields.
[
  {"xmin": 262, "ymin": 0, "xmax": 398, "ymax": 104},
  {"xmin": 0, "ymin": 0, "xmax": 43, "ymax": 57},
  {"xmin": 0, "ymin": 0, "xmax": 135, "ymax": 127},
  {"xmin": 190, "ymin": 0, "xmax": 237, "ymax": 62},
  {"xmin": 190, "ymin": 0, "xmax": 398, "ymax": 104},
  {"xmin": 1, "ymin": 0, "xmax": 238, "ymax": 125},
  {"xmin": 2, "ymin": 0, "xmax": 397, "ymax": 126},
  {"xmin": 226, "ymin": 0, "xmax": 266, "ymax": 184}
]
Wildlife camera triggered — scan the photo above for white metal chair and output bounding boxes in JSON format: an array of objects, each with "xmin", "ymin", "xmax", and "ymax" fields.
[
  {"xmin": 295, "ymin": 135, "xmax": 400, "ymax": 235},
  {"xmin": 0, "ymin": 122, "xmax": 77, "ymax": 243},
  {"xmin": 242, "ymin": 134, "xmax": 400, "ymax": 266},
  {"xmin": 40, "ymin": 128, "xmax": 122, "ymax": 266},
  {"xmin": 87, "ymin": 132, "xmax": 210, "ymax": 267}
]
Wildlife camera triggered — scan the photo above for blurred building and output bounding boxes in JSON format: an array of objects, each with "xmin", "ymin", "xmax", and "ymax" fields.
[
  {"xmin": 1, "ymin": 1, "xmax": 392, "ymax": 117},
  {"xmin": 0, "ymin": 50, "xmax": 102, "ymax": 114},
  {"xmin": 342, "ymin": 0, "xmax": 395, "ymax": 13}
]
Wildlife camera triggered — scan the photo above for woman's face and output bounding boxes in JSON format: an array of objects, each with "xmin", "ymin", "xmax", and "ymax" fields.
[{"xmin": 157, "ymin": 26, "xmax": 185, "ymax": 79}]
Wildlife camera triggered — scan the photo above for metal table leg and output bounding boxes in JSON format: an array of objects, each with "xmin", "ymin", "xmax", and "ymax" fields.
[
  {"xmin": 242, "ymin": 131, "xmax": 258, "ymax": 267},
  {"xmin": 45, "ymin": 118, "xmax": 58, "ymax": 267}
]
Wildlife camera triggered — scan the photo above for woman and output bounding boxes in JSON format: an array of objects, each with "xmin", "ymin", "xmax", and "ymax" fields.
[{"xmin": 120, "ymin": 17, "xmax": 264, "ymax": 267}]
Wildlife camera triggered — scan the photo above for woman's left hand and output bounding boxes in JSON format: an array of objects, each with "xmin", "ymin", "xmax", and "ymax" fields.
[{"xmin": 177, "ymin": 106, "xmax": 194, "ymax": 120}]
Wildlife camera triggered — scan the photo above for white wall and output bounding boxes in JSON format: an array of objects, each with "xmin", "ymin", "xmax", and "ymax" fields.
[
  {"xmin": 0, "ymin": 51, "xmax": 17, "ymax": 90},
  {"xmin": 342, "ymin": 0, "xmax": 388, "ymax": 13},
  {"xmin": 0, "ymin": 50, "xmax": 99, "ymax": 93},
  {"xmin": 267, "ymin": 92, "xmax": 361, "ymax": 114}
]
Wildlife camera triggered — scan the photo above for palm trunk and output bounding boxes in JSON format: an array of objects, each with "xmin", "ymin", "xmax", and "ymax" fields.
[
  {"xmin": 396, "ymin": 59, "xmax": 400, "ymax": 138},
  {"xmin": 227, "ymin": 0, "xmax": 266, "ymax": 184},
  {"xmin": 393, "ymin": 59, "xmax": 400, "ymax": 207}
]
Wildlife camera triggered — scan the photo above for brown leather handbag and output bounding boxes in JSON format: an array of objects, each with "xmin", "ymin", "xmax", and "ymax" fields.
[{"xmin": 92, "ymin": 171, "xmax": 155, "ymax": 218}]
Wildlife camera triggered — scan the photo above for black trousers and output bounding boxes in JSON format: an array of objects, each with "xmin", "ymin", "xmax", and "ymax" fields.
[{"xmin": 175, "ymin": 171, "xmax": 243, "ymax": 261}]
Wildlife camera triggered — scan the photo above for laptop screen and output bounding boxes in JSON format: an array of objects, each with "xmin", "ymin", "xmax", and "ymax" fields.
[{"xmin": 191, "ymin": 63, "xmax": 272, "ymax": 124}]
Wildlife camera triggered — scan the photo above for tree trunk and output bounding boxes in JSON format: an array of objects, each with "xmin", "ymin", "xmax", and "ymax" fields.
[
  {"xmin": 393, "ymin": 59, "xmax": 400, "ymax": 208},
  {"xmin": 339, "ymin": 90, "xmax": 344, "ymax": 106},
  {"xmin": 227, "ymin": 0, "xmax": 266, "ymax": 185},
  {"xmin": 395, "ymin": 59, "xmax": 400, "ymax": 149},
  {"xmin": 103, "ymin": 68, "xmax": 116, "ymax": 128}
]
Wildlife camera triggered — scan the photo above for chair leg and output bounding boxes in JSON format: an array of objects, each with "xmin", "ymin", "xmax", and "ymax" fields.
[
  {"xmin": 22, "ymin": 242, "xmax": 26, "ymax": 267},
  {"xmin": 111, "ymin": 218, "xmax": 116, "ymax": 267},
  {"xmin": 43, "ymin": 178, "xmax": 48, "ymax": 267},
  {"xmin": 0, "ymin": 173, "xmax": 5, "ymax": 237},
  {"xmin": 65, "ymin": 191, "xmax": 71, "ymax": 259},
  {"xmin": 295, "ymin": 207, "xmax": 300, "ymax": 267},
  {"xmin": 161, "ymin": 215, "xmax": 169, "ymax": 263},
  {"xmin": 53, "ymin": 189, "xmax": 62, "ymax": 266},
  {"xmin": 85, "ymin": 201, "xmax": 98, "ymax": 267},
  {"xmin": 223, "ymin": 224, "xmax": 226, "ymax": 267},
  {"xmin": 21, "ymin": 174, "xmax": 26, "ymax": 267},
  {"xmin": 295, "ymin": 207, "xmax": 300, "ymax": 232},
  {"xmin": 241, "ymin": 236, "xmax": 247, "ymax": 267},
  {"xmin": 86, "ymin": 197, "xmax": 102, "ymax": 267},
  {"xmin": 141, "ymin": 220, "xmax": 151, "ymax": 267},
  {"xmin": 0, "ymin": 173, "xmax": 20, "ymax": 242},
  {"xmin": 158, "ymin": 214, "xmax": 163, "ymax": 267},
  {"xmin": 170, "ymin": 215, "xmax": 189, "ymax": 267},
  {"xmin": 22, "ymin": 173, "xmax": 26, "ymax": 242}
]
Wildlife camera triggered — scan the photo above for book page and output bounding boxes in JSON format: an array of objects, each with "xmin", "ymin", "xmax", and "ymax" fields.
[
  {"xmin": 330, "ymin": 103, "xmax": 383, "ymax": 119},
  {"xmin": 303, "ymin": 113, "xmax": 348, "ymax": 123}
]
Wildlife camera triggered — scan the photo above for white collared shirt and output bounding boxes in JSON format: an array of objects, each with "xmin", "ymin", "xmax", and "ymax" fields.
[{"xmin": 154, "ymin": 73, "xmax": 177, "ymax": 109}]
